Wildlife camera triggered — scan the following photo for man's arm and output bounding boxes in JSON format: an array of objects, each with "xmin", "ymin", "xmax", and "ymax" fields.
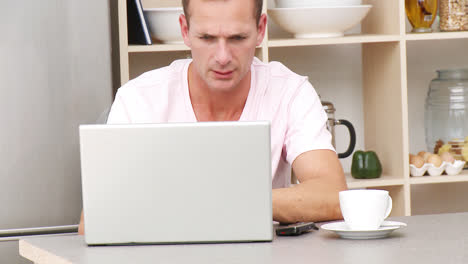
[
  {"xmin": 273, "ymin": 149, "xmax": 347, "ymax": 223},
  {"xmin": 78, "ymin": 210, "xmax": 84, "ymax": 235}
]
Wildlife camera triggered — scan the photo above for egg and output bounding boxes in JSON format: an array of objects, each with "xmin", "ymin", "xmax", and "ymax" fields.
[
  {"xmin": 410, "ymin": 155, "xmax": 425, "ymax": 168},
  {"xmin": 417, "ymin": 151, "xmax": 426, "ymax": 158},
  {"xmin": 427, "ymin": 154, "xmax": 442, "ymax": 167},
  {"xmin": 423, "ymin": 152, "xmax": 432, "ymax": 162},
  {"xmin": 416, "ymin": 151, "xmax": 432, "ymax": 162},
  {"xmin": 440, "ymin": 152, "xmax": 455, "ymax": 164}
]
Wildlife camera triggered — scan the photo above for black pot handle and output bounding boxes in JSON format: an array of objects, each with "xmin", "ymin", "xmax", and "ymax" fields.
[{"xmin": 335, "ymin": 119, "xmax": 356, "ymax": 159}]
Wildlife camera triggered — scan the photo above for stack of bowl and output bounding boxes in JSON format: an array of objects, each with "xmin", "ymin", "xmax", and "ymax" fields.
[
  {"xmin": 268, "ymin": 0, "xmax": 372, "ymax": 38},
  {"xmin": 144, "ymin": 7, "xmax": 184, "ymax": 44}
]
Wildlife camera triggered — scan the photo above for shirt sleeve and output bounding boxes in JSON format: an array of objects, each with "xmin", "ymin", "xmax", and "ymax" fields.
[
  {"xmin": 284, "ymin": 78, "xmax": 335, "ymax": 165},
  {"xmin": 106, "ymin": 91, "xmax": 132, "ymax": 124}
]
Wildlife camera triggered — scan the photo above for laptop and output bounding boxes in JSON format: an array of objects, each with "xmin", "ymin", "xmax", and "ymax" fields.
[{"xmin": 79, "ymin": 121, "xmax": 273, "ymax": 245}]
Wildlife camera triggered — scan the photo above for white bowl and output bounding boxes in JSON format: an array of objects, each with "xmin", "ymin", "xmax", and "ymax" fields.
[
  {"xmin": 275, "ymin": 0, "xmax": 362, "ymax": 8},
  {"xmin": 144, "ymin": 8, "xmax": 184, "ymax": 44},
  {"xmin": 267, "ymin": 6, "xmax": 372, "ymax": 38}
]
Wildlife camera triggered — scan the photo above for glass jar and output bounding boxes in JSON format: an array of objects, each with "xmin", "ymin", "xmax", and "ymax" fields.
[
  {"xmin": 439, "ymin": 0, "xmax": 467, "ymax": 31},
  {"xmin": 405, "ymin": 0, "xmax": 438, "ymax": 33},
  {"xmin": 425, "ymin": 69, "xmax": 468, "ymax": 162}
]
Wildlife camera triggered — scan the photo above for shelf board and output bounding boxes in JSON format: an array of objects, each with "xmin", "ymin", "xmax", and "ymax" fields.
[
  {"xmin": 345, "ymin": 174, "xmax": 405, "ymax": 189},
  {"xmin": 268, "ymin": 34, "xmax": 401, "ymax": 47},
  {"xmin": 128, "ymin": 44, "xmax": 263, "ymax": 53},
  {"xmin": 405, "ymin": 31, "xmax": 468, "ymax": 41},
  {"xmin": 127, "ymin": 34, "xmax": 403, "ymax": 52},
  {"xmin": 128, "ymin": 43, "xmax": 190, "ymax": 53},
  {"xmin": 409, "ymin": 170, "xmax": 468, "ymax": 185}
]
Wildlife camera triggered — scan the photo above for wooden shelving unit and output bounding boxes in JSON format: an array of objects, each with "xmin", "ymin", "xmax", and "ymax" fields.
[
  {"xmin": 128, "ymin": 44, "xmax": 190, "ymax": 53},
  {"xmin": 405, "ymin": 31, "xmax": 468, "ymax": 41},
  {"xmin": 409, "ymin": 171, "xmax": 468, "ymax": 185},
  {"xmin": 268, "ymin": 34, "xmax": 401, "ymax": 47},
  {"xmin": 345, "ymin": 174, "xmax": 405, "ymax": 189},
  {"xmin": 116, "ymin": 0, "xmax": 468, "ymax": 217}
]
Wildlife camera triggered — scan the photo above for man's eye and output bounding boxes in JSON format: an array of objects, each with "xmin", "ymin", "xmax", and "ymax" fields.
[
  {"xmin": 231, "ymin": 36, "xmax": 246, "ymax": 41},
  {"xmin": 200, "ymin": 35, "xmax": 214, "ymax": 40}
]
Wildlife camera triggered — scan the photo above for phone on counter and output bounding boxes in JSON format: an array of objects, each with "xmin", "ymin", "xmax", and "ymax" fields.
[{"xmin": 275, "ymin": 222, "xmax": 318, "ymax": 236}]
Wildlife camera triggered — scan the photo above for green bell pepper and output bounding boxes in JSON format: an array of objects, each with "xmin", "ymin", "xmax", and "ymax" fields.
[{"xmin": 351, "ymin": 150, "xmax": 382, "ymax": 179}]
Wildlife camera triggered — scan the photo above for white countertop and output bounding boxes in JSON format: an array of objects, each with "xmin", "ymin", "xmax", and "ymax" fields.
[{"xmin": 19, "ymin": 212, "xmax": 468, "ymax": 264}]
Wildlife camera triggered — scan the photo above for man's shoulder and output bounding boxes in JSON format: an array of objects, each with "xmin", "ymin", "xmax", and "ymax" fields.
[
  {"xmin": 128, "ymin": 59, "xmax": 189, "ymax": 87},
  {"xmin": 252, "ymin": 58, "xmax": 309, "ymax": 98},
  {"xmin": 252, "ymin": 57, "xmax": 305, "ymax": 81},
  {"xmin": 117, "ymin": 59, "xmax": 190, "ymax": 96}
]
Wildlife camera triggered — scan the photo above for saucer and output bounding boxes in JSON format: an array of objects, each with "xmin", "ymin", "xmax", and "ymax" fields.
[{"xmin": 320, "ymin": 221, "xmax": 407, "ymax": 239}]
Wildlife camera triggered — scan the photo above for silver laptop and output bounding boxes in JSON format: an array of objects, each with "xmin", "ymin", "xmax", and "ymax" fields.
[{"xmin": 79, "ymin": 121, "xmax": 273, "ymax": 245}]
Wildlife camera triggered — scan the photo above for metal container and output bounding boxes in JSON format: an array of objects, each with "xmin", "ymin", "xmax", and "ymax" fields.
[{"xmin": 322, "ymin": 101, "xmax": 356, "ymax": 159}]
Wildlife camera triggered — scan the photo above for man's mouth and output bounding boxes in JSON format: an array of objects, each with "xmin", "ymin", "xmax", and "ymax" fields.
[{"xmin": 213, "ymin": 70, "xmax": 234, "ymax": 79}]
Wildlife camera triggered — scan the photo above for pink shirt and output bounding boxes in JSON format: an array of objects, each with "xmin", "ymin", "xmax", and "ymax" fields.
[{"xmin": 107, "ymin": 58, "xmax": 334, "ymax": 188}]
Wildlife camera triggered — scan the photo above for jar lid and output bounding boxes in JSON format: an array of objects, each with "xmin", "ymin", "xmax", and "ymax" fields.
[
  {"xmin": 436, "ymin": 69, "xmax": 468, "ymax": 79},
  {"xmin": 321, "ymin": 101, "xmax": 335, "ymax": 114}
]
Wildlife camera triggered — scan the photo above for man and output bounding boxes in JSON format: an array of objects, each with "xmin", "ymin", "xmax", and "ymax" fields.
[{"xmin": 78, "ymin": 0, "xmax": 347, "ymax": 235}]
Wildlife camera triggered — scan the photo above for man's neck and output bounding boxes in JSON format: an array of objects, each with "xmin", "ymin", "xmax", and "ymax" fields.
[{"xmin": 188, "ymin": 63, "xmax": 251, "ymax": 122}]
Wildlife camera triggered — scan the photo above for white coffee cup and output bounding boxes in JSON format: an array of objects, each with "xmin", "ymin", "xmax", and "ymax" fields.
[{"xmin": 339, "ymin": 189, "xmax": 392, "ymax": 230}]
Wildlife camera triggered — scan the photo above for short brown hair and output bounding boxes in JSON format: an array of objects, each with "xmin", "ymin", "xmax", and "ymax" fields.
[{"xmin": 182, "ymin": 0, "xmax": 263, "ymax": 28}]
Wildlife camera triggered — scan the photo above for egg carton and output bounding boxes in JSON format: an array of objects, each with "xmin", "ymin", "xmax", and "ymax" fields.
[{"xmin": 410, "ymin": 160, "xmax": 466, "ymax": 177}]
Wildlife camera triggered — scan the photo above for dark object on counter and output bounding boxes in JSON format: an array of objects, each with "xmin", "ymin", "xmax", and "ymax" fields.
[
  {"xmin": 351, "ymin": 150, "xmax": 383, "ymax": 179},
  {"xmin": 276, "ymin": 222, "xmax": 318, "ymax": 236}
]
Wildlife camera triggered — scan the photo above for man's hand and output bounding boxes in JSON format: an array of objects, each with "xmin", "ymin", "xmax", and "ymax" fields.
[
  {"xmin": 78, "ymin": 210, "xmax": 84, "ymax": 235},
  {"xmin": 273, "ymin": 149, "xmax": 347, "ymax": 223}
]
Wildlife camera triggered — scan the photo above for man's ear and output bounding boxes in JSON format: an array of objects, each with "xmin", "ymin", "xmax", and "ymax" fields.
[
  {"xmin": 256, "ymin": 14, "xmax": 267, "ymax": 46},
  {"xmin": 179, "ymin": 14, "xmax": 191, "ymax": 47}
]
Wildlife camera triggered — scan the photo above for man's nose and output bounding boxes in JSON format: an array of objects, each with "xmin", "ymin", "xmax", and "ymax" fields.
[{"xmin": 214, "ymin": 40, "xmax": 232, "ymax": 66}]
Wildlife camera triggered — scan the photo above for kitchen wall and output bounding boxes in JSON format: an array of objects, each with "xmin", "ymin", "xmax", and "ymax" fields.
[{"xmin": 0, "ymin": 0, "xmax": 113, "ymax": 262}]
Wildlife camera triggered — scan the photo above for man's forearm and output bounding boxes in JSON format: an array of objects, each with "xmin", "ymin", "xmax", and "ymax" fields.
[
  {"xmin": 272, "ymin": 180, "xmax": 346, "ymax": 223},
  {"xmin": 78, "ymin": 210, "xmax": 84, "ymax": 235}
]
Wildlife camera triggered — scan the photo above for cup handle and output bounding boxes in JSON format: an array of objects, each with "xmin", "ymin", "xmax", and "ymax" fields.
[{"xmin": 384, "ymin": 196, "xmax": 393, "ymax": 219}]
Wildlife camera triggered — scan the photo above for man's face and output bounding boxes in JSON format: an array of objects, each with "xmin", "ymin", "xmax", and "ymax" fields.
[{"xmin": 180, "ymin": 0, "xmax": 266, "ymax": 92}]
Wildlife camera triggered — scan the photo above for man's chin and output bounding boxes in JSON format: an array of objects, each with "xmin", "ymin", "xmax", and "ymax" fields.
[{"xmin": 208, "ymin": 81, "xmax": 237, "ymax": 92}]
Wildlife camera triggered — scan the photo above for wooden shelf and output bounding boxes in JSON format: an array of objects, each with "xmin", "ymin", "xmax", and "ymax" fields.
[
  {"xmin": 268, "ymin": 34, "xmax": 401, "ymax": 48},
  {"xmin": 128, "ymin": 44, "xmax": 264, "ymax": 53},
  {"xmin": 405, "ymin": 31, "xmax": 468, "ymax": 41},
  {"xmin": 128, "ymin": 43, "xmax": 190, "ymax": 53},
  {"xmin": 345, "ymin": 174, "xmax": 405, "ymax": 189},
  {"xmin": 127, "ymin": 34, "xmax": 403, "ymax": 52},
  {"xmin": 409, "ymin": 171, "xmax": 468, "ymax": 185}
]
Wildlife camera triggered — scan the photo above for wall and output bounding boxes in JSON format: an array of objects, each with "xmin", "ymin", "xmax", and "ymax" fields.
[{"xmin": 0, "ymin": 0, "xmax": 113, "ymax": 262}]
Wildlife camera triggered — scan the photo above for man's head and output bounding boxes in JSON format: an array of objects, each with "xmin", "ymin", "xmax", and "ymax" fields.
[
  {"xmin": 182, "ymin": 0, "xmax": 263, "ymax": 28},
  {"xmin": 179, "ymin": 0, "xmax": 267, "ymax": 93}
]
